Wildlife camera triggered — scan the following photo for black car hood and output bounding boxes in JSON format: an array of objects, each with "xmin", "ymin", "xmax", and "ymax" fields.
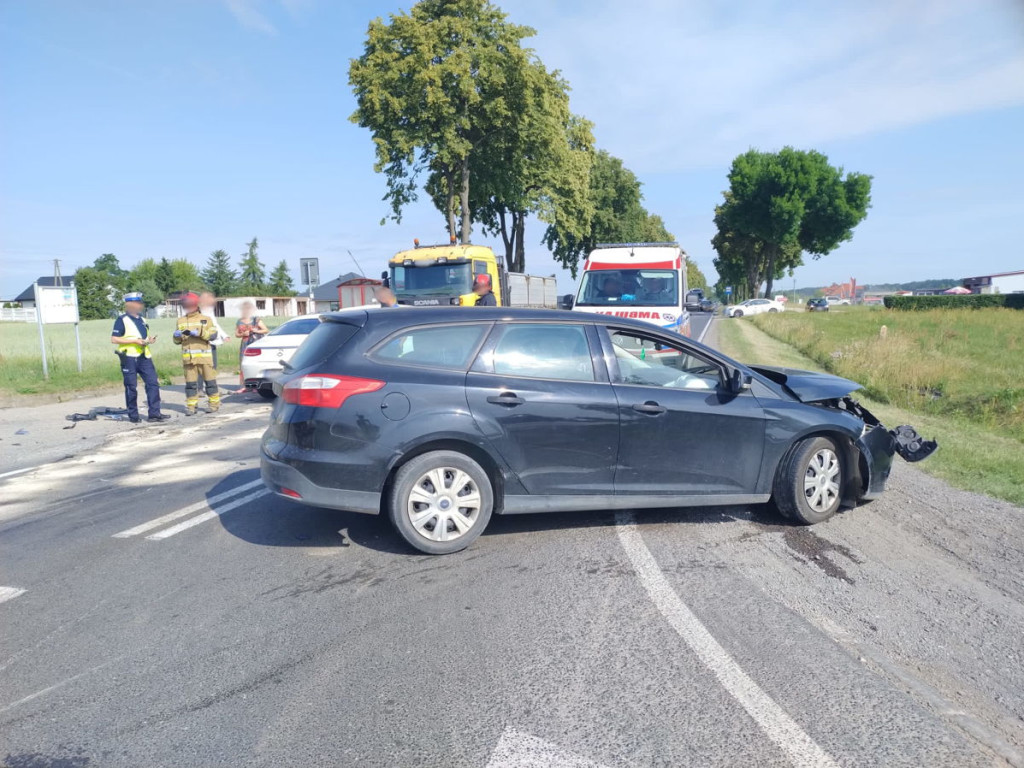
[{"xmin": 749, "ymin": 365, "xmax": 862, "ymax": 403}]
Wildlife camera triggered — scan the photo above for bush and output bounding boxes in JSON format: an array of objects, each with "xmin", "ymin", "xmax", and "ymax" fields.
[{"xmin": 884, "ymin": 294, "xmax": 1024, "ymax": 310}]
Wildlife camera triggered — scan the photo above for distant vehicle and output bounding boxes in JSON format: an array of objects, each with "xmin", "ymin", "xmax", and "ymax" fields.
[
  {"xmin": 571, "ymin": 242, "xmax": 692, "ymax": 335},
  {"xmin": 699, "ymin": 298, "xmax": 715, "ymax": 313},
  {"xmin": 386, "ymin": 242, "xmax": 557, "ymax": 308},
  {"xmin": 241, "ymin": 314, "xmax": 323, "ymax": 399},
  {"xmin": 826, "ymin": 296, "xmax": 851, "ymax": 306},
  {"xmin": 724, "ymin": 298, "xmax": 785, "ymax": 318},
  {"xmin": 684, "ymin": 289, "xmax": 705, "ymax": 312},
  {"xmin": 806, "ymin": 298, "xmax": 830, "ymax": 312},
  {"xmin": 260, "ymin": 307, "xmax": 937, "ymax": 554}
]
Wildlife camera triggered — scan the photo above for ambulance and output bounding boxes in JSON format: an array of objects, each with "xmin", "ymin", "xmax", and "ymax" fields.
[{"xmin": 570, "ymin": 242, "xmax": 691, "ymax": 336}]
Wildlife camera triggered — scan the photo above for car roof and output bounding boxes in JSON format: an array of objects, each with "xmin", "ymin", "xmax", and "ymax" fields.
[{"xmin": 321, "ymin": 306, "xmax": 680, "ymax": 336}]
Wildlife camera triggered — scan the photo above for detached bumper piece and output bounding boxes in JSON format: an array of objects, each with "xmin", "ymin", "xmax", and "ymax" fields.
[{"xmin": 889, "ymin": 425, "xmax": 938, "ymax": 463}]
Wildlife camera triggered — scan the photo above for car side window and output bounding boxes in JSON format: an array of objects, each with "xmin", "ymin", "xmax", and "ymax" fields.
[
  {"xmin": 373, "ymin": 324, "xmax": 488, "ymax": 370},
  {"xmin": 489, "ymin": 323, "xmax": 595, "ymax": 382},
  {"xmin": 608, "ymin": 330, "xmax": 722, "ymax": 391}
]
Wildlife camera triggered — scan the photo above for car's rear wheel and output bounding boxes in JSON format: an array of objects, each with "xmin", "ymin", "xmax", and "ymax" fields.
[
  {"xmin": 772, "ymin": 436, "xmax": 843, "ymax": 524},
  {"xmin": 389, "ymin": 451, "xmax": 493, "ymax": 554},
  {"xmin": 769, "ymin": 308, "xmax": 779, "ymax": 313}
]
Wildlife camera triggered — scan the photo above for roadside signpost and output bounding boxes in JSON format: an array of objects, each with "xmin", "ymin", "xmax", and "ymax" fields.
[
  {"xmin": 33, "ymin": 282, "xmax": 82, "ymax": 379},
  {"xmin": 725, "ymin": 286, "xmax": 733, "ymax": 298},
  {"xmin": 300, "ymin": 258, "xmax": 320, "ymax": 299}
]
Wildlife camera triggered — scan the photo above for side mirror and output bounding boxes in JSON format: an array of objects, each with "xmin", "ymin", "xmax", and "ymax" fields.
[
  {"xmin": 560, "ymin": 293, "xmax": 575, "ymax": 310},
  {"xmin": 380, "ymin": 271, "xmax": 390, "ymax": 288},
  {"xmin": 729, "ymin": 368, "xmax": 752, "ymax": 394}
]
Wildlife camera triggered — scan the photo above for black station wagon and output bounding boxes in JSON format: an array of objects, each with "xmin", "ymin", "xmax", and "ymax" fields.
[{"xmin": 260, "ymin": 308, "xmax": 935, "ymax": 554}]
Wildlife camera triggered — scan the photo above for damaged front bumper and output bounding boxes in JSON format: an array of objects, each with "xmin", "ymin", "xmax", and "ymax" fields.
[{"xmin": 839, "ymin": 398, "xmax": 938, "ymax": 500}]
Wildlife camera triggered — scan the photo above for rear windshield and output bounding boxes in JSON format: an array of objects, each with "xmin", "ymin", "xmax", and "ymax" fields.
[
  {"xmin": 286, "ymin": 322, "xmax": 359, "ymax": 370},
  {"xmin": 269, "ymin": 317, "xmax": 321, "ymax": 337}
]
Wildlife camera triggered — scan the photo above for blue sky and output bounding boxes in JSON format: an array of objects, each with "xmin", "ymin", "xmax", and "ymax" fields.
[{"xmin": 2, "ymin": 0, "xmax": 1023, "ymax": 299}]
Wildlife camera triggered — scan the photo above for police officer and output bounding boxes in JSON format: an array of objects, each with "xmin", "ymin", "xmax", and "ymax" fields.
[
  {"xmin": 173, "ymin": 292, "xmax": 220, "ymax": 416},
  {"xmin": 110, "ymin": 292, "xmax": 170, "ymax": 424},
  {"xmin": 472, "ymin": 274, "xmax": 497, "ymax": 306}
]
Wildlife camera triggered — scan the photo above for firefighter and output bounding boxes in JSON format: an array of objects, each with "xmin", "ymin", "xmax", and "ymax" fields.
[
  {"xmin": 110, "ymin": 292, "xmax": 170, "ymax": 424},
  {"xmin": 173, "ymin": 292, "xmax": 220, "ymax": 415}
]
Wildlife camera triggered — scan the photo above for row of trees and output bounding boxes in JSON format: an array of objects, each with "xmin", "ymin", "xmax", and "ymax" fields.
[
  {"xmin": 711, "ymin": 148, "xmax": 872, "ymax": 300},
  {"xmin": 72, "ymin": 238, "xmax": 297, "ymax": 319},
  {"xmin": 349, "ymin": 0, "xmax": 702, "ymax": 284}
]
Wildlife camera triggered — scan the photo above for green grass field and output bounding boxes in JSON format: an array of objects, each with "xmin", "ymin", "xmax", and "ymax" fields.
[
  {"xmin": 0, "ymin": 316, "xmax": 286, "ymax": 396},
  {"xmin": 750, "ymin": 306, "xmax": 1024, "ymax": 441},
  {"xmin": 715, "ymin": 311, "xmax": 1024, "ymax": 506}
]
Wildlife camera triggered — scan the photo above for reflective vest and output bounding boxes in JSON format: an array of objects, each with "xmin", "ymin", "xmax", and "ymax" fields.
[
  {"xmin": 116, "ymin": 314, "xmax": 152, "ymax": 359},
  {"xmin": 175, "ymin": 311, "xmax": 217, "ymax": 363}
]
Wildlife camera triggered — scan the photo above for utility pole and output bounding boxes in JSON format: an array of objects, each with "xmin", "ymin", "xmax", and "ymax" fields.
[{"xmin": 53, "ymin": 259, "xmax": 63, "ymax": 286}]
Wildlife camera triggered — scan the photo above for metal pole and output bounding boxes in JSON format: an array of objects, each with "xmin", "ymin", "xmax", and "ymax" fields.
[
  {"xmin": 34, "ymin": 283, "xmax": 49, "ymax": 380},
  {"xmin": 74, "ymin": 322, "xmax": 83, "ymax": 372}
]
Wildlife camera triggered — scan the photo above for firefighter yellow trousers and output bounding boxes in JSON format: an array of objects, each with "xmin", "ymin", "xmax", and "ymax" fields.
[{"xmin": 184, "ymin": 363, "xmax": 220, "ymax": 411}]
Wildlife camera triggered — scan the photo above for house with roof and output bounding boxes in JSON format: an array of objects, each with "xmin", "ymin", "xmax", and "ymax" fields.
[
  {"xmin": 9, "ymin": 277, "xmax": 67, "ymax": 308},
  {"xmin": 962, "ymin": 269, "xmax": 1024, "ymax": 295},
  {"xmin": 311, "ymin": 272, "xmax": 382, "ymax": 312}
]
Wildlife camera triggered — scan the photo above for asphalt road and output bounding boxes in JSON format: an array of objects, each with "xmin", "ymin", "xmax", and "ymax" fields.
[{"xmin": 2, "ymin": 318, "xmax": 1023, "ymax": 768}]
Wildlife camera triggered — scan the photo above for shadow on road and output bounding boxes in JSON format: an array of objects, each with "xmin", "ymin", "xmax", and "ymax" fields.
[{"xmin": 213, "ymin": 465, "xmax": 795, "ymax": 556}]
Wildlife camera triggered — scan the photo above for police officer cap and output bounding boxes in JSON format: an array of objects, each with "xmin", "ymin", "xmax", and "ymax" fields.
[{"xmin": 123, "ymin": 292, "xmax": 144, "ymax": 303}]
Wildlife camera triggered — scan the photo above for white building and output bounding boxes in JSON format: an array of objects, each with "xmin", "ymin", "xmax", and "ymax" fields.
[
  {"xmin": 963, "ymin": 269, "xmax": 1024, "ymax": 294},
  {"xmin": 161, "ymin": 295, "xmax": 314, "ymax": 318}
]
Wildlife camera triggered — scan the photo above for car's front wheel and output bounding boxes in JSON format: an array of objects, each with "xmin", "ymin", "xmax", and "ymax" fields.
[
  {"xmin": 769, "ymin": 308, "xmax": 779, "ymax": 313},
  {"xmin": 732, "ymin": 310, "xmax": 744, "ymax": 318},
  {"xmin": 389, "ymin": 451, "xmax": 494, "ymax": 554},
  {"xmin": 772, "ymin": 436, "xmax": 843, "ymax": 524}
]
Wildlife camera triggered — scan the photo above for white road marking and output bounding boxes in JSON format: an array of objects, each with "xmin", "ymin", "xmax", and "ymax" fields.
[
  {"xmin": 486, "ymin": 728, "xmax": 608, "ymax": 768},
  {"xmin": 0, "ymin": 587, "xmax": 27, "ymax": 605},
  {"xmin": 614, "ymin": 511, "xmax": 839, "ymax": 768},
  {"xmin": 696, "ymin": 314, "xmax": 713, "ymax": 344},
  {"xmin": 145, "ymin": 489, "xmax": 269, "ymax": 540},
  {"xmin": 0, "ymin": 466, "xmax": 39, "ymax": 480},
  {"xmin": 112, "ymin": 479, "xmax": 265, "ymax": 538}
]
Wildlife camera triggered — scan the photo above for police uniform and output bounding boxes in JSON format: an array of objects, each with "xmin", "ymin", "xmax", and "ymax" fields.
[
  {"xmin": 174, "ymin": 304, "xmax": 221, "ymax": 415},
  {"xmin": 112, "ymin": 294, "xmax": 168, "ymax": 423}
]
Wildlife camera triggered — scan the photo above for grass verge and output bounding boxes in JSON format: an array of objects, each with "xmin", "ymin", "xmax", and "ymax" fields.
[
  {"xmin": 714, "ymin": 317, "xmax": 1024, "ymax": 507},
  {"xmin": 0, "ymin": 316, "xmax": 285, "ymax": 396}
]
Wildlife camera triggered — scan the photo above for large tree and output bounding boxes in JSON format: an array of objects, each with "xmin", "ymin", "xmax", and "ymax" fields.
[
  {"xmin": 426, "ymin": 58, "xmax": 595, "ymax": 272},
  {"xmin": 73, "ymin": 266, "xmax": 119, "ymax": 319},
  {"xmin": 544, "ymin": 150, "xmax": 671, "ymax": 277},
  {"xmin": 349, "ymin": 0, "xmax": 536, "ymax": 244},
  {"xmin": 268, "ymin": 260, "xmax": 296, "ymax": 296},
  {"xmin": 714, "ymin": 148, "xmax": 872, "ymax": 297},
  {"xmin": 202, "ymin": 249, "xmax": 237, "ymax": 297},
  {"xmin": 237, "ymin": 238, "xmax": 267, "ymax": 295}
]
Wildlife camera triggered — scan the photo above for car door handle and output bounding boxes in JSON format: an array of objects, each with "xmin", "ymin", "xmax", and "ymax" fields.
[
  {"xmin": 487, "ymin": 392, "xmax": 525, "ymax": 406},
  {"xmin": 632, "ymin": 401, "xmax": 666, "ymax": 415}
]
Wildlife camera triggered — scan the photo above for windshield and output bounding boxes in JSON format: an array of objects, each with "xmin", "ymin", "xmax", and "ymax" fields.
[
  {"xmin": 576, "ymin": 269, "xmax": 679, "ymax": 307},
  {"xmin": 391, "ymin": 263, "xmax": 472, "ymax": 298},
  {"xmin": 268, "ymin": 317, "xmax": 320, "ymax": 336}
]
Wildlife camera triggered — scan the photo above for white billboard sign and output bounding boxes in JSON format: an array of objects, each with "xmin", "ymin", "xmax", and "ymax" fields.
[{"xmin": 35, "ymin": 284, "xmax": 80, "ymax": 324}]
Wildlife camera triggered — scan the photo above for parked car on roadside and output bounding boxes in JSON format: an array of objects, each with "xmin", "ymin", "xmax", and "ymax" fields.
[
  {"xmin": 241, "ymin": 314, "xmax": 323, "ymax": 398},
  {"xmin": 723, "ymin": 298, "xmax": 785, "ymax": 318},
  {"xmin": 260, "ymin": 307, "xmax": 936, "ymax": 555},
  {"xmin": 806, "ymin": 298, "xmax": 830, "ymax": 312},
  {"xmin": 699, "ymin": 298, "xmax": 715, "ymax": 313},
  {"xmin": 826, "ymin": 296, "xmax": 851, "ymax": 306}
]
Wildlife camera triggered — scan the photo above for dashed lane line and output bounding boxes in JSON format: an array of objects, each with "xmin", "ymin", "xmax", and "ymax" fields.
[
  {"xmin": 614, "ymin": 511, "xmax": 839, "ymax": 768},
  {"xmin": 112, "ymin": 479, "xmax": 265, "ymax": 538},
  {"xmin": 145, "ymin": 489, "xmax": 270, "ymax": 540},
  {"xmin": 0, "ymin": 587, "xmax": 27, "ymax": 605}
]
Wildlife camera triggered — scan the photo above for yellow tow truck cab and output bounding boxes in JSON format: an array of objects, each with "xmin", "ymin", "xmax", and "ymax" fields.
[{"xmin": 387, "ymin": 243, "xmax": 506, "ymax": 307}]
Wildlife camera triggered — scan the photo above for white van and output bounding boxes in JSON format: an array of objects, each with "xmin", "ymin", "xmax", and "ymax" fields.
[{"xmin": 570, "ymin": 243, "xmax": 692, "ymax": 336}]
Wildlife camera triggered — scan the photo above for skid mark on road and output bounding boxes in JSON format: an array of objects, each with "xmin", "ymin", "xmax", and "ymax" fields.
[
  {"xmin": 615, "ymin": 510, "xmax": 839, "ymax": 768},
  {"xmin": 112, "ymin": 479, "xmax": 268, "ymax": 541}
]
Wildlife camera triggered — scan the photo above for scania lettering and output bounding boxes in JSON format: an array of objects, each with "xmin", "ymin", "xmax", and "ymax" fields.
[{"xmin": 570, "ymin": 242, "xmax": 692, "ymax": 336}]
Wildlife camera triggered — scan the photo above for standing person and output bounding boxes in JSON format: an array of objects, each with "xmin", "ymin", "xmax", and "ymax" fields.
[
  {"xmin": 234, "ymin": 301, "xmax": 269, "ymax": 393},
  {"xmin": 472, "ymin": 274, "xmax": 497, "ymax": 306},
  {"xmin": 173, "ymin": 292, "xmax": 220, "ymax": 416},
  {"xmin": 197, "ymin": 291, "xmax": 228, "ymax": 401},
  {"xmin": 110, "ymin": 292, "xmax": 170, "ymax": 424},
  {"xmin": 374, "ymin": 286, "xmax": 398, "ymax": 307}
]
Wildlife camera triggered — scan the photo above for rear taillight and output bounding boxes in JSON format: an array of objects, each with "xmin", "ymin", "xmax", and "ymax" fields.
[
  {"xmin": 282, "ymin": 375, "xmax": 384, "ymax": 408},
  {"xmin": 244, "ymin": 348, "xmax": 262, "ymax": 356}
]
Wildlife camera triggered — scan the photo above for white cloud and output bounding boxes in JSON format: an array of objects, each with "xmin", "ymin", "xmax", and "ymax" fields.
[
  {"xmin": 506, "ymin": 0, "xmax": 1024, "ymax": 171},
  {"xmin": 223, "ymin": 0, "xmax": 278, "ymax": 35}
]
